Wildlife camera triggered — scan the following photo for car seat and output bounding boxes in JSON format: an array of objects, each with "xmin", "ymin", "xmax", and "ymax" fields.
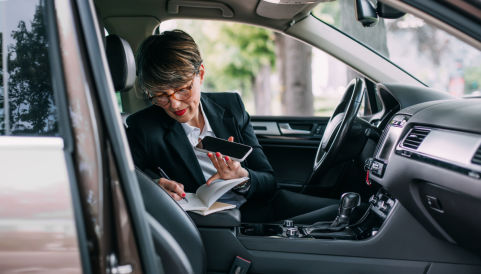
[
  {"xmin": 105, "ymin": 34, "xmax": 206, "ymax": 274},
  {"xmin": 105, "ymin": 34, "xmax": 136, "ymax": 127}
]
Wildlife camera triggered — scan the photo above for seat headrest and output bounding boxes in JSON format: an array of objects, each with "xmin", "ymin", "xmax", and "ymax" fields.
[{"xmin": 106, "ymin": 34, "xmax": 136, "ymax": 92}]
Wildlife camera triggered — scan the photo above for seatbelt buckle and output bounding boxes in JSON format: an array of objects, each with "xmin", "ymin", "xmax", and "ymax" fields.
[{"xmin": 228, "ymin": 256, "xmax": 251, "ymax": 274}]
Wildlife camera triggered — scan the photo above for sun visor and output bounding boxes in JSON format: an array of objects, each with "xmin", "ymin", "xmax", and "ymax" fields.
[{"xmin": 256, "ymin": 0, "xmax": 328, "ymax": 20}]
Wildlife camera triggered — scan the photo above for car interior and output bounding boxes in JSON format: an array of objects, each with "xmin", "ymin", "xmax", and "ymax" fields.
[{"xmin": 58, "ymin": 0, "xmax": 481, "ymax": 273}]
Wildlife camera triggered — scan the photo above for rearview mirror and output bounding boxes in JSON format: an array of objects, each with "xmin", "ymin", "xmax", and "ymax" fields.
[
  {"xmin": 354, "ymin": 0, "xmax": 378, "ymax": 27},
  {"xmin": 376, "ymin": 2, "xmax": 406, "ymax": 19}
]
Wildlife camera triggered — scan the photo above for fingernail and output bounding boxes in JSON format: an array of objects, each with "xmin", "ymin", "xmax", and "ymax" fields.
[
  {"xmin": 216, "ymin": 152, "xmax": 221, "ymax": 157},
  {"xmin": 182, "ymin": 193, "xmax": 186, "ymax": 198},
  {"xmin": 208, "ymin": 152, "xmax": 213, "ymax": 157},
  {"xmin": 225, "ymin": 156, "xmax": 230, "ymax": 161}
]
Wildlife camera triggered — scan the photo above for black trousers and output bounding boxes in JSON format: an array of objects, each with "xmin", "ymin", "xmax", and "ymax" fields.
[{"xmin": 240, "ymin": 189, "xmax": 340, "ymax": 225}]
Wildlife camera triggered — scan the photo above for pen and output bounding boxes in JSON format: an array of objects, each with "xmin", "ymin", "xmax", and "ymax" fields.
[{"xmin": 157, "ymin": 167, "xmax": 188, "ymax": 203}]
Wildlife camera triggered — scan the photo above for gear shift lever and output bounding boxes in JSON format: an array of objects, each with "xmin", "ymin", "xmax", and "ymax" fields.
[
  {"xmin": 302, "ymin": 192, "xmax": 361, "ymax": 235},
  {"xmin": 330, "ymin": 192, "xmax": 361, "ymax": 229}
]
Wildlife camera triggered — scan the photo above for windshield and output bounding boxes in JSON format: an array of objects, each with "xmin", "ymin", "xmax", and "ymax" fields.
[{"xmin": 313, "ymin": 1, "xmax": 481, "ymax": 97}]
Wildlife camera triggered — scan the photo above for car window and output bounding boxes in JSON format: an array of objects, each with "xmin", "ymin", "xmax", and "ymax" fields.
[
  {"xmin": 312, "ymin": 0, "xmax": 481, "ymax": 97},
  {"xmin": 158, "ymin": 19, "xmax": 358, "ymax": 117},
  {"xmin": 0, "ymin": 0, "xmax": 59, "ymax": 136}
]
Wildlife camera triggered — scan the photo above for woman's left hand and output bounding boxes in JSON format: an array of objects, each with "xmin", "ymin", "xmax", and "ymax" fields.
[{"xmin": 206, "ymin": 136, "xmax": 249, "ymax": 185}]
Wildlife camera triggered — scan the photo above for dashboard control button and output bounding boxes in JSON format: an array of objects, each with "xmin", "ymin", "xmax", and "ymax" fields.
[
  {"xmin": 386, "ymin": 199, "xmax": 395, "ymax": 207},
  {"xmin": 283, "ymin": 219, "xmax": 294, "ymax": 227},
  {"xmin": 286, "ymin": 227, "xmax": 298, "ymax": 237},
  {"xmin": 379, "ymin": 201, "xmax": 388, "ymax": 212},
  {"xmin": 370, "ymin": 160, "xmax": 385, "ymax": 177}
]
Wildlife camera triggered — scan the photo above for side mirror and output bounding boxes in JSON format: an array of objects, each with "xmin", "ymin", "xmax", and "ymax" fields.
[
  {"xmin": 354, "ymin": 0, "xmax": 378, "ymax": 27},
  {"xmin": 376, "ymin": 2, "xmax": 406, "ymax": 19}
]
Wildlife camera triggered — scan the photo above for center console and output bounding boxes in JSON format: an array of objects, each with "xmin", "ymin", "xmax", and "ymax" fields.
[
  {"xmin": 195, "ymin": 187, "xmax": 481, "ymax": 273},
  {"xmin": 239, "ymin": 189, "xmax": 396, "ymax": 240}
]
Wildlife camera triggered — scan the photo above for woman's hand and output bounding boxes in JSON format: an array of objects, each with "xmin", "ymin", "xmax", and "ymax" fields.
[
  {"xmin": 206, "ymin": 136, "xmax": 249, "ymax": 185},
  {"xmin": 158, "ymin": 178, "xmax": 186, "ymax": 201}
]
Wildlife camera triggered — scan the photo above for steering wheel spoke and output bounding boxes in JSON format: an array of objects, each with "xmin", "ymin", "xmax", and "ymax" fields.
[{"xmin": 305, "ymin": 78, "xmax": 365, "ymax": 190}]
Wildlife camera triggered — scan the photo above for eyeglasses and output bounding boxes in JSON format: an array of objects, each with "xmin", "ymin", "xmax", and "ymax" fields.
[{"xmin": 148, "ymin": 76, "xmax": 196, "ymax": 106}]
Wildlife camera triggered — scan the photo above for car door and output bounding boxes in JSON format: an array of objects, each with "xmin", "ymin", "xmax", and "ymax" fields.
[
  {"xmin": 251, "ymin": 116, "xmax": 328, "ymax": 192},
  {"xmin": 0, "ymin": 0, "xmax": 172, "ymax": 273},
  {"xmin": 251, "ymin": 79, "xmax": 379, "ymax": 198},
  {"xmin": 0, "ymin": 0, "xmax": 84, "ymax": 271}
]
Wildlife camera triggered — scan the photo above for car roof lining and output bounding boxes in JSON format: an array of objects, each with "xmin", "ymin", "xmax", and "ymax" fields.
[{"xmin": 94, "ymin": 0, "xmax": 339, "ymax": 39}]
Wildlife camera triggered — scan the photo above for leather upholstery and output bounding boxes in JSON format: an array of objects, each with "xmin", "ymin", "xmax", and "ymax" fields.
[
  {"xmin": 146, "ymin": 214, "xmax": 193, "ymax": 274},
  {"xmin": 188, "ymin": 209, "xmax": 241, "ymax": 228},
  {"xmin": 136, "ymin": 168, "xmax": 206, "ymax": 274},
  {"xmin": 106, "ymin": 34, "xmax": 136, "ymax": 92}
]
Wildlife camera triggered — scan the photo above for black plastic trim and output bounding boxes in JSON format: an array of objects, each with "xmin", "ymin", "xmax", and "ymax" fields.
[
  {"xmin": 44, "ymin": 0, "xmax": 92, "ymax": 272},
  {"xmin": 365, "ymin": 78, "xmax": 380, "ymax": 114},
  {"xmin": 259, "ymin": 140, "xmax": 320, "ymax": 147}
]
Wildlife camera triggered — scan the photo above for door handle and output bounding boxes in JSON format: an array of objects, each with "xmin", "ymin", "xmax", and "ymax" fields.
[{"xmin": 278, "ymin": 123, "xmax": 311, "ymax": 135}]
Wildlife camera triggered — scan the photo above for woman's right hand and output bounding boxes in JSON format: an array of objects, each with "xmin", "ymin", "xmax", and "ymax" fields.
[{"xmin": 158, "ymin": 178, "xmax": 186, "ymax": 201}]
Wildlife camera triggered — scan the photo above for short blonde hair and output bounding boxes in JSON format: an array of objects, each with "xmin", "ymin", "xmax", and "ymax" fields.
[{"xmin": 135, "ymin": 29, "xmax": 202, "ymax": 95}]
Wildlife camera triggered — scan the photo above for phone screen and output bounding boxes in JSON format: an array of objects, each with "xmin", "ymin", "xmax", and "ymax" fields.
[{"xmin": 196, "ymin": 136, "xmax": 252, "ymax": 160}]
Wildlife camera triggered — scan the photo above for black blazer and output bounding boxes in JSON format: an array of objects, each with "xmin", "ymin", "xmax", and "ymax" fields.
[{"xmin": 126, "ymin": 92, "xmax": 277, "ymax": 200}]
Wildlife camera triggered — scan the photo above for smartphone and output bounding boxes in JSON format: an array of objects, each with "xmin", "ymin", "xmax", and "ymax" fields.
[{"xmin": 195, "ymin": 136, "xmax": 253, "ymax": 162}]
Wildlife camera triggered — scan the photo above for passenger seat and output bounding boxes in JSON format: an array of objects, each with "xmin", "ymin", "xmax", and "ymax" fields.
[{"xmin": 105, "ymin": 34, "xmax": 206, "ymax": 273}]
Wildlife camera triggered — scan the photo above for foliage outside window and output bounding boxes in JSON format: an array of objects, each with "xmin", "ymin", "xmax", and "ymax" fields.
[
  {"xmin": 0, "ymin": 0, "xmax": 58, "ymax": 136},
  {"xmin": 313, "ymin": 0, "xmax": 481, "ymax": 97},
  {"xmin": 159, "ymin": 20, "xmax": 354, "ymax": 117}
]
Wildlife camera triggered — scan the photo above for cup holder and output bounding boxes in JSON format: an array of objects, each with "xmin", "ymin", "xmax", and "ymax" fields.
[{"xmin": 240, "ymin": 223, "xmax": 283, "ymax": 237}]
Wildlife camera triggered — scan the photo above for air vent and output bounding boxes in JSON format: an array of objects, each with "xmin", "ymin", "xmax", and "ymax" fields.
[
  {"xmin": 472, "ymin": 145, "xmax": 481, "ymax": 165},
  {"xmin": 403, "ymin": 127, "xmax": 431, "ymax": 150}
]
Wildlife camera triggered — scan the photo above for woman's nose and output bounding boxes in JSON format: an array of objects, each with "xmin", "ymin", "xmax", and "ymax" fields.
[{"xmin": 170, "ymin": 97, "xmax": 182, "ymax": 108}]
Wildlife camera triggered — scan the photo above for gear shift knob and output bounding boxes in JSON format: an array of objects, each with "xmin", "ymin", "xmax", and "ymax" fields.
[
  {"xmin": 340, "ymin": 192, "xmax": 361, "ymax": 212},
  {"xmin": 302, "ymin": 192, "xmax": 362, "ymax": 236},
  {"xmin": 331, "ymin": 192, "xmax": 361, "ymax": 229}
]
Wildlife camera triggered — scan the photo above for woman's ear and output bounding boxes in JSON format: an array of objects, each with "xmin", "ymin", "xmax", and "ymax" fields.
[{"xmin": 198, "ymin": 64, "xmax": 205, "ymax": 83}]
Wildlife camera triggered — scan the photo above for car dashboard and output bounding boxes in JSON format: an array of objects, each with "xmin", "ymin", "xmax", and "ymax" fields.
[{"xmin": 369, "ymin": 85, "xmax": 481, "ymax": 255}]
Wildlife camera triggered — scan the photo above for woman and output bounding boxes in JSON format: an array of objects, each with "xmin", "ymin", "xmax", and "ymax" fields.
[{"xmin": 127, "ymin": 29, "xmax": 339, "ymax": 223}]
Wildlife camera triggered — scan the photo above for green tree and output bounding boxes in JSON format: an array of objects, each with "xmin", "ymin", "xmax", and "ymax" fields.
[
  {"xmin": 465, "ymin": 66, "xmax": 481, "ymax": 93},
  {"xmin": 7, "ymin": 4, "xmax": 57, "ymax": 135},
  {"xmin": 176, "ymin": 21, "xmax": 310, "ymax": 115},
  {"xmin": 216, "ymin": 24, "xmax": 276, "ymax": 114},
  {"xmin": 173, "ymin": 21, "xmax": 276, "ymax": 114}
]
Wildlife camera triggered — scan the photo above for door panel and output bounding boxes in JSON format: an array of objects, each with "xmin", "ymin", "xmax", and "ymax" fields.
[
  {"xmin": 0, "ymin": 137, "xmax": 82, "ymax": 272},
  {"xmin": 251, "ymin": 116, "xmax": 329, "ymax": 192}
]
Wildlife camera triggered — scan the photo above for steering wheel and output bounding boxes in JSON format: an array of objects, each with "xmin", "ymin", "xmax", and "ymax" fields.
[{"xmin": 304, "ymin": 78, "xmax": 365, "ymax": 189}]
